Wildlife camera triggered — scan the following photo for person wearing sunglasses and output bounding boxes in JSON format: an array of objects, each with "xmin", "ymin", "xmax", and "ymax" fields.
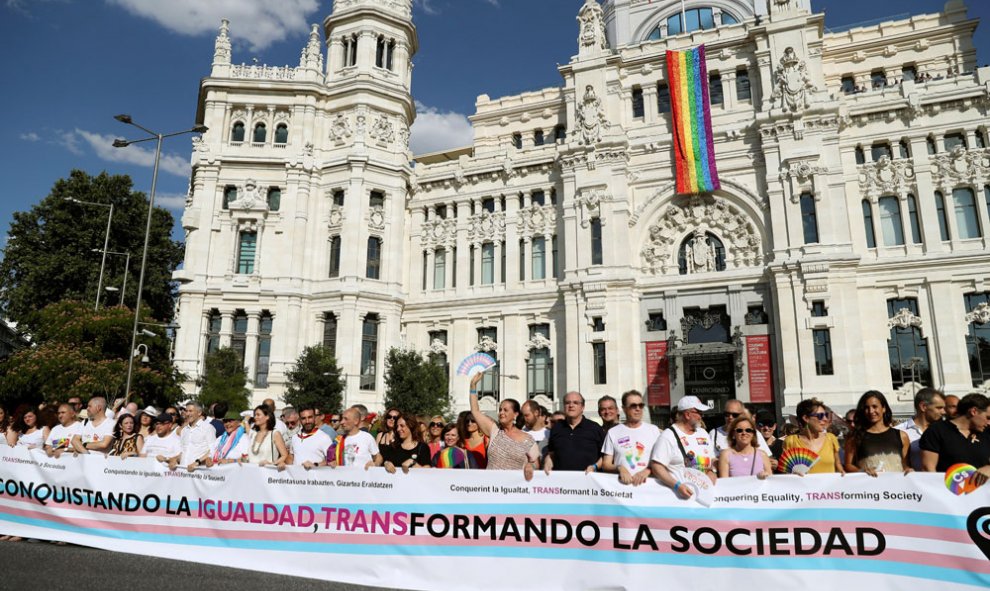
[
  {"xmin": 709, "ymin": 399, "xmax": 773, "ymax": 461},
  {"xmin": 781, "ymin": 398, "xmax": 844, "ymax": 474},
  {"xmin": 755, "ymin": 411, "xmax": 782, "ymax": 471},
  {"xmin": 376, "ymin": 408, "xmax": 401, "ymax": 447},
  {"xmin": 457, "ymin": 410, "xmax": 489, "ymax": 469},
  {"xmin": 425, "ymin": 415, "xmax": 445, "ymax": 458},
  {"xmin": 601, "ymin": 390, "xmax": 660, "ymax": 486},
  {"xmin": 718, "ymin": 416, "xmax": 771, "ymax": 479}
]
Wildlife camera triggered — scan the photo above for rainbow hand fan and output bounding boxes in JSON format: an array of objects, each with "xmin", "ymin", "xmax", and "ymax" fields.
[
  {"xmin": 778, "ymin": 447, "xmax": 820, "ymax": 475},
  {"xmin": 456, "ymin": 352, "xmax": 496, "ymax": 378}
]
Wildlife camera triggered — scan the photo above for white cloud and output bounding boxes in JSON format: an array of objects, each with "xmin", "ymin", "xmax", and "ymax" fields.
[
  {"xmin": 19, "ymin": 132, "xmax": 40, "ymax": 142},
  {"xmin": 153, "ymin": 192, "xmax": 189, "ymax": 211},
  {"xmin": 105, "ymin": 0, "xmax": 320, "ymax": 51},
  {"xmin": 410, "ymin": 101, "xmax": 474, "ymax": 155},
  {"xmin": 73, "ymin": 129, "xmax": 191, "ymax": 177},
  {"xmin": 55, "ymin": 129, "xmax": 83, "ymax": 155}
]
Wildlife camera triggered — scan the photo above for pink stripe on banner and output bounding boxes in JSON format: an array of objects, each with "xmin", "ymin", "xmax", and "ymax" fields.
[{"xmin": 4, "ymin": 503, "xmax": 988, "ymax": 576}]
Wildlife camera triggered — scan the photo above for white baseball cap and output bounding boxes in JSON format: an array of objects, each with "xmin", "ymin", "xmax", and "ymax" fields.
[{"xmin": 676, "ymin": 396, "xmax": 713, "ymax": 412}]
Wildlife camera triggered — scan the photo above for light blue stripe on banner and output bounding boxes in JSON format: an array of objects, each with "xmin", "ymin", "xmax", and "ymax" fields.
[
  {"xmin": 1, "ymin": 511, "xmax": 987, "ymax": 588},
  {"xmin": 205, "ymin": 502, "xmax": 966, "ymax": 531}
]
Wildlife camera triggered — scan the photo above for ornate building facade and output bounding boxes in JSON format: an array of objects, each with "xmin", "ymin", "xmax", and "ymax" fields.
[{"xmin": 173, "ymin": 0, "xmax": 990, "ymax": 420}]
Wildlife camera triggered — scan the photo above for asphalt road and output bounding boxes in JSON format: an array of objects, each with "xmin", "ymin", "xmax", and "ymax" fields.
[{"xmin": 0, "ymin": 540, "xmax": 399, "ymax": 591}]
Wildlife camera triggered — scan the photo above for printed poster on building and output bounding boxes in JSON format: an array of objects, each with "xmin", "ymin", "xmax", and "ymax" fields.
[
  {"xmin": 746, "ymin": 334, "xmax": 773, "ymax": 403},
  {"xmin": 645, "ymin": 340, "xmax": 670, "ymax": 406}
]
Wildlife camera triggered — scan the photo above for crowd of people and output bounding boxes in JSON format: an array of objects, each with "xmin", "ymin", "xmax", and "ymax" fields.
[{"xmin": 1, "ymin": 382, "xmax": 988, "ymax": 520}]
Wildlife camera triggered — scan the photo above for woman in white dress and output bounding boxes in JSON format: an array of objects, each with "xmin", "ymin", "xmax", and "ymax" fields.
[
  {"xmin": 246, "ymin": 405, "xmax": 288, "ymax": 469},
  {"xmin": 6, "ymin": 405, "xmax": 47, "ymax": 449}
]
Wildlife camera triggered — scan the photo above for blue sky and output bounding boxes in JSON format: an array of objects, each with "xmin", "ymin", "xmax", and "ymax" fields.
[{"xmin": 1, "ymin": 0, "xmax": 987, "ymax": 246}]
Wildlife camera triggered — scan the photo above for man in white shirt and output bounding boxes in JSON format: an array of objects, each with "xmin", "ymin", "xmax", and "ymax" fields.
[
  {"xmin": 896, "ymin": 388, "xmax": 946, "ymax": 471},
  {"xmin": 602, "ymin": 390, "xmax": 660, "ymax": 486},
  {"xmin": 172, "ymin": 401, "xmax": 216, "ymax": 471},
  {"xmin": 71, "ymin": 397, "xmax": 115, "ymax": 455},
  {"xmin": 709, "ymin": 399, "xmax": 773, "ymax": 459},
  {"xmin": 45, "ymin": 404, "xmax": 82, "ymax": 458},
  {"xmin": 290, "ymin": 407, "xmax": 334, "ymax": 469},
  {"xmin": 330, "ymin": 406, "xmax": 382, "ymax": 469},
  {"xmin": 522, "ymin": 401, "xmax": 548, "ymax": 442},
  {"xmin": 142, "ymin": 413, "xmax": 182, "ymax": 462},
  {"xmin": 651, "ymin": 396, "xmax": 716, "ymax": 499}
]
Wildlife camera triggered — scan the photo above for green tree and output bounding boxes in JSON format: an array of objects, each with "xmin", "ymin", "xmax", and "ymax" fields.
[
  {"xmin": 283, "ymin": 345, "xmax": 345, "ymax": 413},
  {"xmin": 0, "ymin": 170, "xmax": 184, "ymax": 331},
  {"xmin": 383, "ymin": 347, "xmax": 450, "ymax": 418},
  {"xmin": 196, "ymin": 348, "xmax": 250, "ymax": 413},
  {"xmin": 0, "ymin": 300, "xmax": 184, "ymax": 408}
]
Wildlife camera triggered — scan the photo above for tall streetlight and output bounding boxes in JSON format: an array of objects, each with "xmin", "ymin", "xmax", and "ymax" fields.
[
  {"xmin": 65, "ymin": 197, "xmax": 113, "ymax": 311},
  {"xmin": 113, "ymin": 114, "xmax": 207, "ymax": 405}
]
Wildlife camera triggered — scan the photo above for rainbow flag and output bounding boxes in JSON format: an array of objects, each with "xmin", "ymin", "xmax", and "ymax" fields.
[{"xmin": 666, "ymin": 44, "xmax": 720, "ymax": 194}]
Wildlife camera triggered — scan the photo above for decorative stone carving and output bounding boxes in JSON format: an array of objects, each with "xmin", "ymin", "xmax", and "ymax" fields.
[
  {"xmin": 888, "ymin": 307, "xmax": 922, "ymax": 330},
  {"xmin": 966, "ymin": 302, "xmax": 990, "ymax": 325},
  {"xmin": 770, "ymin": 47, "xmax": 816, "ymax": 113},
  {"xmin": 640, "ymin": 196, "xmax": 762, "ymax": 275},
  {"xmin": 334, "ymin": 0, "xmax": 412, "ymax": 19},
  {"xmin": 230, "ymin": 179, "xmax": 267, "ymax": 211},
  {"xmin": 429, "ymin": 338, "xmax": 449, "ymax": 356},
  {"xmin": 476, "ymin": 335, "xmax": 498, "ymax": 353},
  {"xmin": 369, "ymin": 206, "xmax": 386, "ymax": 230},
  {"xmin": 518, "ymin": 204, "xmax": 557, "ymax": 239},
  {"xmin": 370, "ymin": 115, "xmax": 395, "ymax": 145},
  {"xmin": 468, "ymin": 211, "xmax": 506, "ymax": 245},
  {"xmin": 780, "ymin": 158, "xmax": 829, "ymax": 202},
  {"xmin": 576, "ymin": 85, "xmax": 608, "ymax": 146},
  {"xmin": 327, "ymin": 205, "xmax": 344, "ymax": 229},
  {"xmin": 191, "ymin": 136, "xmax": 209, "ymax": 154},
  {"xmin": 525, "ymin": 332, "xmax": 552, "ymax": 352},
  {"xmin": 420, "ymin": 218, "xmax": 457, "ymax": 248},
  {"xmin": 684, "ymin": 229, "xmax": 718, "ymax": 274},
  {"xmin": 680, "ymin": 309, "xmax": 724, "ymax": 334},
  {"xmin": 299, "ymin": 24, "xmax": 324, "ymax": 71},
  {"xmin": 577, "ymin": 0, "xmax": 607, "ymax": 53},
  {"xmin": 214, "ymin": 19, "xmax": 231, "ymax": 65},
  {"xmin": 930, "ymin": 146, "xmax": 990, "ymax": 191},
  {"xmin": 576, "ymin": 187, "xmax": 610, "ymax": 227},
  {"xmin": 858, "ymin": 156, "xmax": 916, "ymax": 200},
  {"xmin": 328, "ymin": 113, "xmax": 352, "ymax": 143},
  {"xmin": 231, "ymin": 64, "xmax": 298, "ymax": 81}
]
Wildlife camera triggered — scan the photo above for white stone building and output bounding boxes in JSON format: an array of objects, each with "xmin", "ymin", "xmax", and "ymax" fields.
[{"xmin": 173, "ymin": 0, "xmax": 990, "ymax": 420}]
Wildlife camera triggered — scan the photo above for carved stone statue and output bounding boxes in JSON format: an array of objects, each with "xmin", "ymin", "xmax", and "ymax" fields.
[
  {"xmin": 770, "ymin": 47, "xmax": 816, "ymax": 113},
  {"xmin": 577, "ymin": 0, "xmax": 607, "ymax": 52},
  {"xmin": 213, "ymin": 19, "xmax": 231, "ymax": 65},
  {"xmin": 577, "ymin": 85, "xmax": 608, "ymax": 145},
  {"xmin": 687, "ymin": 229, "xmax": 717, "ymax": 274}
]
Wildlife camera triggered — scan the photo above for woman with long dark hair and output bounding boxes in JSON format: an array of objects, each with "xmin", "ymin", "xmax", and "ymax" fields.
[
  {"xmin": 376, "ymin": 407, "xmax": 401, "ymax": 447},
  {"xmin": 246, "ymin": 405, "xmax": 288, "ymax": 469},
  {"xmin": 458, "ymin": 410, "xmax": 489, "ymax": 469},
  {"xmin": 380, "ymin": 413, "xmax": 432, "ymax": 473},
  {"xmin": 108, "ymin": 414, "xmax": 144, "ymax": 459},
  {"xmin": 844, "ymin": 391, "xmax": 911, "ymax": 475},
  {"xmin": 6, "ymin": 405, "xmax": 47, "ymax": 450},
  {"xmin": 469, "ymin": 372, "xmax": 538, "ymax": 480}
]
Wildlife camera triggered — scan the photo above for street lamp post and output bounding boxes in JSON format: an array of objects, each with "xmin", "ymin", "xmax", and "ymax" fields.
[
  {"xmin": 113, "ymin": 114, "xmax": 207, "ymax": 405},
  {"xmin": 66, "ymin": 197, "xmax": 113, "ymax": 311},
  {"xmin": 93, "ymin": 249, "xmax": 130, "ymax": 307}
]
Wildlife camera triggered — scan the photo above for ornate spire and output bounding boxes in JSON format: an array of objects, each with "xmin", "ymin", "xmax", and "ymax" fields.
[
  {"xmin": 300, "ymin": 23, "xmax": 324, "ymax": 71},
  {"xmin": 213, "ymin": 19, "xmax": 231, "ymax": 65}
]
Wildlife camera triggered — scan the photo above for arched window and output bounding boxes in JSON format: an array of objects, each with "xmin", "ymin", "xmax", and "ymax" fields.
[
  {"xmin": 862, "ymin": 200, "xmax": 877, "ymax": 248},
  {"xmin": 553, "ymin": 125, "xmax": 566, "ymax": 143},
  {"xmin": 253, "ymin": 123, "xmax": 267, "ymax": 144},
  {"xmin": 266, "ymin": 187, "xmax": 281, "ymax": 212},
  {"xmin": 274, "ymin": 124, "xmax": 288, "ymax": 145},
  {"xmin": 721, "ymin": 12, "xmax": 739, "ymax": 25},
  {"xmin": 878, "ymin": 196, "xmax": 905, "ymax": 246},
  {"xmin": 231, "ymin": 121, "xmax": 245, "ymax": 143},
  {"xmin": 953, "ymin": 187, "xmax": 982, "ymax": 239},
  {"xmin": 887, "ymin": 298, "xmax": 932, "ymax": 389},
  {"xmin": 678, "ymin": 232, "xmax": 726, "ymax": 275},
  {"xmin": 534, "ymin": 129, "xmax": 545, "ymax": 146},
  {"xmin": 667, "ymin": 7, "xmax": 714, "ymax": 36}
]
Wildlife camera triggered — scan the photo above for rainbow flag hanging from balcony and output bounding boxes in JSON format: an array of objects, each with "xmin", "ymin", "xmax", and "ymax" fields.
[{"xmin": 666, "ymin": 44, "xmax": 720, "ymax": 194}]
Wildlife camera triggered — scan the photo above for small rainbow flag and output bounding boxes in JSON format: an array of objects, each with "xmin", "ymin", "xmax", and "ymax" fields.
[{"xmin": 666, "ymin": 44, "xmax": 720, "ymax": 195}]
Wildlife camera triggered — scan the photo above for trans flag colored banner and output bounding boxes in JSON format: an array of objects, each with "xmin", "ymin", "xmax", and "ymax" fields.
[{"xmin": 1, "ymin": 446, "xmax": 988, "ymax": 590}]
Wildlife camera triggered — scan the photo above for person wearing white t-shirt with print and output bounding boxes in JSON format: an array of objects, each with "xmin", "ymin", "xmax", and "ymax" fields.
[
  {"xmin": 329, "ymin": 406, "xmax": 382, "ymax": 469},
  {"xmin": 290, "ymin": 407, "xmax": 334, "ymax": 469},
  {"xmin": 142, "ymin": 413, "xmax": 182, "ymax": 463},
  {"xmin": 71, "ymin": 397, "xmax": 115, "ymax": 455},
  {"xmin": 602, "ymin": 390, "xmax": 661, "ymax": 486},
  {"xmin": 45, "ymin": 403, "xmax": 82, "ymax": 458},
  {"xmin": 651, "ymin": 396, "xmax": 717, "ymax": 500}
]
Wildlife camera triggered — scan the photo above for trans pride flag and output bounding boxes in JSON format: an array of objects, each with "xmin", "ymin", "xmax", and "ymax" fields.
[{"xmin": 666, "ymin": 44, "xmax": 720, "ymax": 194}]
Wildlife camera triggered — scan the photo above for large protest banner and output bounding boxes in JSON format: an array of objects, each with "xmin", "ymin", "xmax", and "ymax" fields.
[{"xmin": 1, "ymin": 446, "xmax": 988, "ymax": 590}]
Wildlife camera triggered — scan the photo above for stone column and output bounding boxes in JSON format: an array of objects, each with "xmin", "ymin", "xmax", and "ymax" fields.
[{"xmin": 244, "ymin": 312, "xmax": 261, "ymax": 385}]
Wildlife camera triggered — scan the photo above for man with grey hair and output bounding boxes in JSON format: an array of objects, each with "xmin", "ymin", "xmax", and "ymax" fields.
[
  {"xmin": 171, "ymin": 400, "xmax": 216, "ymax": 471},
  {"xmin": 71, "ymin": 397, "xmax": 114, "ymax": 455},
  {"xmin": 709, "ymin": 399, "xmax": 773, "ymax": 459},
  {"xmin": 896, "ymin": 387, "xmax": 946, "ymax": 470},
  {"xmin": 281, "ymin": 407, "xmax": 301, "ymax": 454},
  {"xmin": 329, "ymin": 406, "xmax": 381, "ymax": 468}
]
